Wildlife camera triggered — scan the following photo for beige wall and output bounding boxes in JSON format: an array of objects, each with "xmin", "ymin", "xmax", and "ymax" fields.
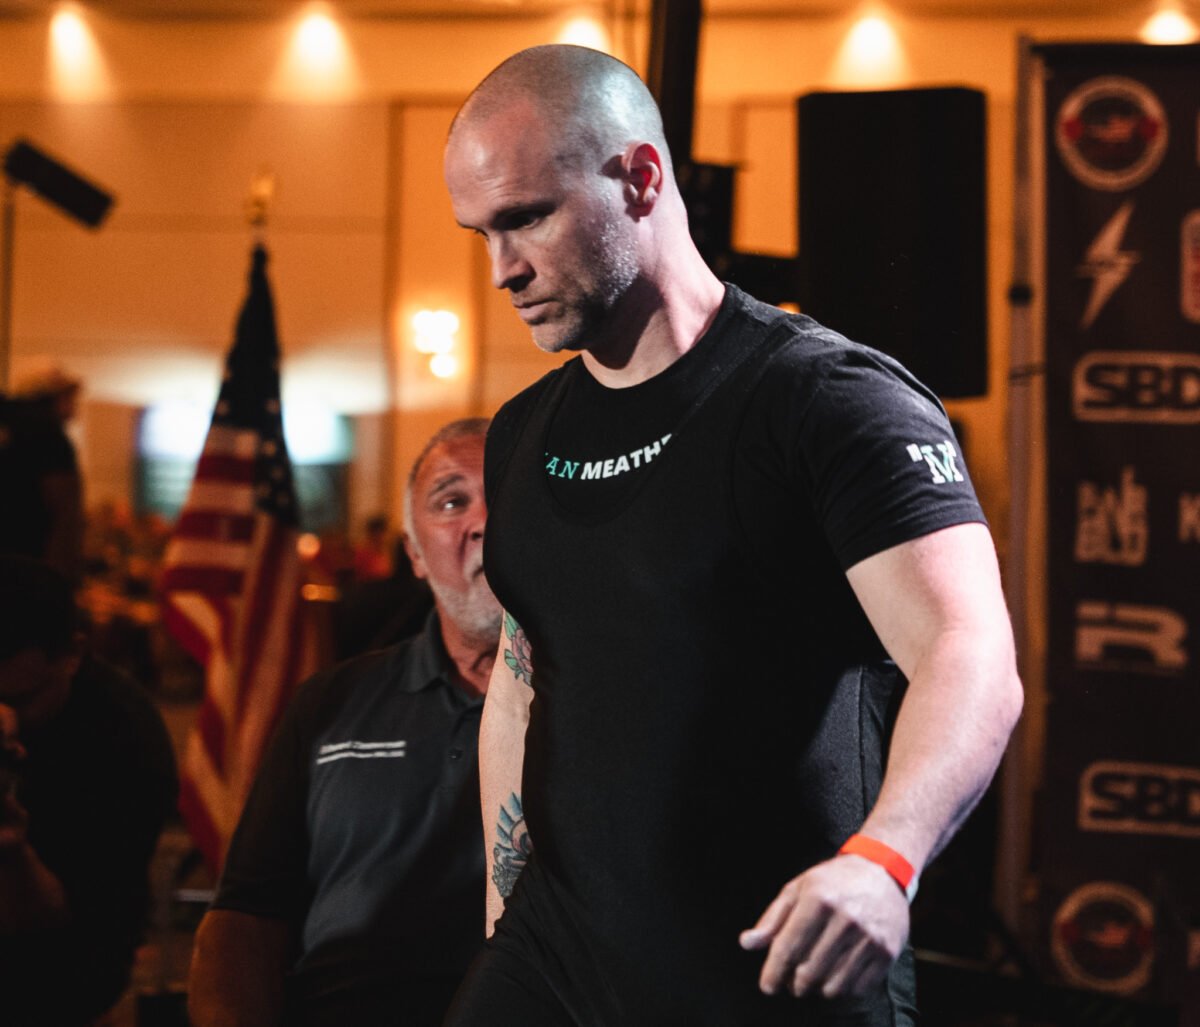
[{"xmin": 0, "ymin": 5, "xmax": 1152, "ymax": 530}]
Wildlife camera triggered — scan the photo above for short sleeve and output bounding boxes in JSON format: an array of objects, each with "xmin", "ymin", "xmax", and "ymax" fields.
[
  {"xmin": 772, "ymin": 338, "xmax": 987, "ymax": 570},
  {"xmin": 212, "ymin": 678, "xmax": 320, "ymax": 920}
]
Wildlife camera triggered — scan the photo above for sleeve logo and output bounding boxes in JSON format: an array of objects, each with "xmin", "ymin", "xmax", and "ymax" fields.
[{"xmin": 907, "ymin": 440, "xmax": 964, "ymax": 484}]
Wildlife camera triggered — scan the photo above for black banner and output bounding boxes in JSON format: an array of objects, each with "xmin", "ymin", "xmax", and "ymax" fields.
[{"xmin": 1038, "ymin": 43, "xmax": 1200, "ymax": 1004}]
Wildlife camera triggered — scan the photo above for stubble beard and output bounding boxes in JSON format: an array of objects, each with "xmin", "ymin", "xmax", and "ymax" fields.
[
  {"xmin": 528, "ymin": 205, "xmax": 639, "ymax": 355},
  {"xmin": 436, "ymin": 578, "xmax": 503, "ymax": 648}
]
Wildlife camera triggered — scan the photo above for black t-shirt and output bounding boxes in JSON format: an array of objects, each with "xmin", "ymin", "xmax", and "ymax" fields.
[
  {"xmin": 3, "ymin": 655, "xmax": 178, "ymax": 1027},
  {"xmin": 214, "ymin": 612, "xmax": 485, "ymax": 1026},
  {"xmin": 482, "ymin": 284, "xmax": 985, "ymax": 1025},
  {"xmin": 542, "ymin": 297, "xmax": 740, "ymax": 514}
]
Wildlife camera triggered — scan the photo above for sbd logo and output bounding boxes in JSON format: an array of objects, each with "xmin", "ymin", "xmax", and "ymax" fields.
[
  {"xmin": 1079, "ymin": 760, "xmax": 1200, "ymax": 838},
  {"xmin": 1073, "ymin": 351, "xmax": 1200, "ymax": 423}
]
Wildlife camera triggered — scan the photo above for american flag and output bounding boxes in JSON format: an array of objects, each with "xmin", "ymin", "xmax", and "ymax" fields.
[{"xmin": 162, "ymin": 243, "xmax": 320, "ymax": 873}]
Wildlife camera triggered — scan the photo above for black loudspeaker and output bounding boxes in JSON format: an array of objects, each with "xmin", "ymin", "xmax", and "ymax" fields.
[
  {"xmin": 797, "ymin": 88, "xmax": 987, "ymax": 398},
  {"xmin": 677, "ymin": 161, "xmax": 735, "ymax": 263},
  {"xmin": 3, "ymin": 138, "xmax": 114, "ymax": 228}
]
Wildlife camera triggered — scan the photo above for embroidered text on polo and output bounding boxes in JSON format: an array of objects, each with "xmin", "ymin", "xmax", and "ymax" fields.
[{"xmin": 316, "ymin": 740, "xmax": 407, "ymax": 764}]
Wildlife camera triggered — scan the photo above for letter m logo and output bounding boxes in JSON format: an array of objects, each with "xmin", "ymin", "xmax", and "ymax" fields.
[{"xmin": 907, "ymin": 441, "xmax": 964, "ymax": 484}]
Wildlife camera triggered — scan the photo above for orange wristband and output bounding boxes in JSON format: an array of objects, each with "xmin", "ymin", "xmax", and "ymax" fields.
[{"xmin": 839, "ymin": 834, "xmax": 919, "ymax": 901}]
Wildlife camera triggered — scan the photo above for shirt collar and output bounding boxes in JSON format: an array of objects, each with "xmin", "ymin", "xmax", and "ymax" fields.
[{"xmin": 394, "ymin": 607, "xmax": 473, "ymax": 700}]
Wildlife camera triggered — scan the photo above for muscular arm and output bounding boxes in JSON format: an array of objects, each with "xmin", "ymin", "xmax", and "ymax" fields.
[
  {"xmin": 188, "ymin": 909, "xmax": 294, "ymax": 1027},
  {"xmin": 741, "ymin": 522, "xmax": 1023, "ymax": 997},
  {"xmin": 480, "ymin": 611, "xmax": 534, "ymax": 936},
  {"xmin": 847, "ymin": 522, "xmax": 1023, "ymax": 868}
]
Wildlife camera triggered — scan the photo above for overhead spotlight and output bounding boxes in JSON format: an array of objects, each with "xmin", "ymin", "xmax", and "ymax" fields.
[
  {"xmin": 1141, "ymin": 4, "xmax": 1199, "ymax": 43},
  {"xmin": 48, "ymin": 4, "xmax": 108, "ymax": 98},
  {"xmin": 50, "ymin": 7, "xmax": 89, "ymax": 63},
  {"xmin": 831, "ymin": 9, "xmax": 909, "ymax": 85},
  {"xmin": 848, "ymin": 15, "xmax": 896, "ymax": 63},
  {"xmin": 558, "ymin": 15, "xmax": 610, "ymax": 52},
  {"xmin": 296, "ymin": 10, "xmax": 343, "ymax": 69},
  {"xmin": 276, "ymin": 5, "xmax": 356, "ymax": 97}
]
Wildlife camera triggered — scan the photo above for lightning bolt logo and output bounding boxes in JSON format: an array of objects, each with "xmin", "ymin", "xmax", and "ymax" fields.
[{"xmin": 1077, "ymin": 201, "xmax": 1140, "ymax": 330}]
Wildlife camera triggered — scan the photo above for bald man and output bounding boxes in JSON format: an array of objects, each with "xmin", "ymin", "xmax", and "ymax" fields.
[{"xmin": 444, "ymin": 45, "xmax": 1022, "ymax": 1026}]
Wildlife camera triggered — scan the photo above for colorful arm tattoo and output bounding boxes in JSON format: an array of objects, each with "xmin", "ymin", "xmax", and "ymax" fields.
[
  {"xmin": 502, "ymin": 611, "xmax": 533, "ymax": 683},
  {"xmin": 492, "ymin": 792, "xmax": 531, "ymax": 899}
]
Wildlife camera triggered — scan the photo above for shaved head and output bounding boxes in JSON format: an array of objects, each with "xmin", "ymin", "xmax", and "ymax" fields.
[
  {"xmin": 444, "ymin": 44, "xmax": 712, "ymax": 370},
  {"xmin": 451, "ymin": 45, "xmax": 673, "ymax": 175}
]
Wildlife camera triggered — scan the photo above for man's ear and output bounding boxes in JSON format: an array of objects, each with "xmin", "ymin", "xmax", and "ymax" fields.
[
  {"xmin": 403, "ymin": 533, "xmax": 428, "ymax": 582},
  {"xmin": 622, "ymin": 142, "xmax": 664, "ymax": 211}
]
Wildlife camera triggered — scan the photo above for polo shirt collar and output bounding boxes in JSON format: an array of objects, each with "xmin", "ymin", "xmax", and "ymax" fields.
[{"xmin": 395, "ymin": 607, "xmax": 457, "ymax": 695}]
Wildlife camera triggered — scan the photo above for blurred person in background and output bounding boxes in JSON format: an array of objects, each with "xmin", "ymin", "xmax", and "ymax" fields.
[
  {"xmin": 0, "ymin": 362, "xmax": 85, "ymax": 585},
  {"xmin": 0, "ymin": 555, "xmax": 178, "ymax": 1026},
  {"xmin": 334, "ymin": 530, "xmax": 432, "ymax": 661},
  {"xmin": 189, "ymin": 418, "xmax": 498, "ymax": 1026},
  {"xmin": 352, "ymin": 512, "xmax": 395, "ymax": 582}
]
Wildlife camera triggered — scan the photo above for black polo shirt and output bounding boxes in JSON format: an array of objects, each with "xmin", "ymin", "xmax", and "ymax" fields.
[{"xmin": 214, "ymin": 611, "xmax": 485, "ymax": 1025}]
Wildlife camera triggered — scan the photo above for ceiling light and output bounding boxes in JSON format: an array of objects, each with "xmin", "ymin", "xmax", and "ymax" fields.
[
  {"xmin": 557, "ymin": 15, "xmax": 610, "ymax": 52},
  {"xmin": 1141, "ymin": 5, "xmax": 1199, "ymax": 43}
]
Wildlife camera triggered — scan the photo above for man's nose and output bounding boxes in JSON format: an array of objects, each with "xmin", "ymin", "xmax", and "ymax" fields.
[
  {"xmin": 489, "ymin": 236, "xmax": 531, "ymax": 291},
  {"xmin": 465, "ymin": 501, "xmax": 486, "ymax": 542}
]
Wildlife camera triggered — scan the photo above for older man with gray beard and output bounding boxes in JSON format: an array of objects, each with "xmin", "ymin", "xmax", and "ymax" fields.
[{"xmin": 189, "ymin": 418, "xmax": 500, "ymax": 1027}]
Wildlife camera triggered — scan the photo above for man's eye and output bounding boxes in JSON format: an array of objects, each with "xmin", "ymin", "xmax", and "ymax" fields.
[{"xmin": 502, "ymin": 208, "xmax": 548, "ymax": 231}]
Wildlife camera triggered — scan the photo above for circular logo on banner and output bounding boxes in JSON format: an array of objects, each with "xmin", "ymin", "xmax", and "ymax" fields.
[
  {"xmin": 1052, "ymin": 881, "xmax": 1155, "ymax": 994},
  {"xmin": 1055, "ymin": 76, "xmax": 1168, "ymax": 191}
]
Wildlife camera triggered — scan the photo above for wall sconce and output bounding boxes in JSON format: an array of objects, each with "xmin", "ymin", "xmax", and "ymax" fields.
[
  {"xmin": 412, "ymin": 309, "xmax": 461, "ymax": 379},
  {"xmin": 557, "ymin": 15, "xmax": 610, "ymax": 52}
]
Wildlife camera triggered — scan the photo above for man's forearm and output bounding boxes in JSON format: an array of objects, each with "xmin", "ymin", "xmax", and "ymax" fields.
[
  {"xmin": 480, "ymin": 612, "xmax": 534, "ymax": 935},
  {"xmin": 858, "ymin": 624, "xmax": 1023, "ymax": 874},
  {"xmin": 188, "ymin": 909, "xmax": 293, "ymax": 1027}
]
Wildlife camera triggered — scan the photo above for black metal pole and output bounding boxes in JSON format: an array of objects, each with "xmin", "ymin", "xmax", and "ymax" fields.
[
  {"xmin": 0, "ymin": 180, "xmax": 14, "ymax": 393},
  {"xmin": 645, "ymin": 0, "xmax": 702, "ymax": 165}
]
